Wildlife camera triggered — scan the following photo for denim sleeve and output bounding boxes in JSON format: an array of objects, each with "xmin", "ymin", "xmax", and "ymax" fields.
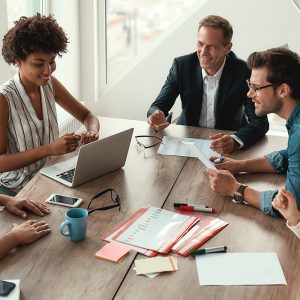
[
  {"xmin": 265, "ymin": 150, "xmax": 288, "ymax": 174},
  {"xmin": 284, "ymin": 124, "xmax": 300, "ymax": 211},
  {"xmin": 259, "ymin": 190, "xmax": 280, "ymax": 217},
  {"xmin": 259, "ymin": 149, "xmax": 288, "ymax": 217},
  {"xmin": 260, "ymin": 125, "xmax": 300, "ymax": 216}
]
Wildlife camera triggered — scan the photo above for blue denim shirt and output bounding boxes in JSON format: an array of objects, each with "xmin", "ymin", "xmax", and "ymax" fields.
[{"xmin": 259, "ymin": 101, "xmax": 300, "ymax": 217}]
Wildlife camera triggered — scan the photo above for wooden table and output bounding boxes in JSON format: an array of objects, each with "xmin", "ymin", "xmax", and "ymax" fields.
[{"xmin": 0, "ymin": 117, "xmax": 298, "ymax": 300}]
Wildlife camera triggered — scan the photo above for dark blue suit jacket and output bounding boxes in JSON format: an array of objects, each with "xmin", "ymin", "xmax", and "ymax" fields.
[{"xmin": 147, "ymin": 51, "xmax": 269, "ymax": 147}]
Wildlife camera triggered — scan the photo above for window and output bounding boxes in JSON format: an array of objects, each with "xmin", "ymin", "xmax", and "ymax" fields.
[
  {"xmin": 7, "ymin": 0, "xmax": 42, "ymax": 28},
  {"xmin": 105, "ymin": 0, "xmax": 196, "ymax": 82}
]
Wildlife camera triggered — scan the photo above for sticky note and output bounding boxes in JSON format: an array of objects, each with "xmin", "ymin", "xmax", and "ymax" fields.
[
  {"xmin": 134, "ymin": 256, "xmax": 178, "ymax": 275},
  {"xmin": 95, "ymin": 242, "xmax": 130, "ymax": 263}
]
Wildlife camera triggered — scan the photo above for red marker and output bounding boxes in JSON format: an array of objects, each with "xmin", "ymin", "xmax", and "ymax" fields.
[{"xmin": 179, "ymin": 205, "xmax": 215, "ymax": 213}]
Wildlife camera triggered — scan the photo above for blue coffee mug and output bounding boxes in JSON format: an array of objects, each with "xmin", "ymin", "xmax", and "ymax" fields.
[{"xmin": 60, "ymin": 208, "xmax": 88, "ymax": 242}]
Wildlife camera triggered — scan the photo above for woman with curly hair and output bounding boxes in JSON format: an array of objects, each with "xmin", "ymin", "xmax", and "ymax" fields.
[{"xmin": 0, "ymin": 14, "xmax": 100, "ymax": 194}]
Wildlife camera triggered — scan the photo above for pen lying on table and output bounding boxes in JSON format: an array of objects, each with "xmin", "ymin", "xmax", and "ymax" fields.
[
  {"xmin": 174, "ymin": 203, "xmax": 209, "ymax": 208},
  {"xmin": 178, "ymin": 205, "xmax": 215, "ymax": 213},
  {"xmin": 190, "ymin": 246, "xmax": 227, "ymax": 256}
]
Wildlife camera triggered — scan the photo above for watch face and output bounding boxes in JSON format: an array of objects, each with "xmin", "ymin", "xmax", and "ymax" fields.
[{"xmin": 233, "ymin": 193, "xmax": 243, "ymax": 203}]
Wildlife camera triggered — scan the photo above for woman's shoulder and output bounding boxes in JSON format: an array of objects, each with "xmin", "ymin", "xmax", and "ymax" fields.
[{"xmin": 0, "ymin": 77, "xmax": 16, "ymax": 97}]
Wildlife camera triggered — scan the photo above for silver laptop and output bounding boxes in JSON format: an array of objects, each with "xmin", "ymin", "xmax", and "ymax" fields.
[{"xmin": 40, "ymin": 128, "xmax": 133, "ymax": 187}]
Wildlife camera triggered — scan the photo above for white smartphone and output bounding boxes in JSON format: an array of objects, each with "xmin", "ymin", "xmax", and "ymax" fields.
[{"xmin": 46, "ymin": 194, "xmax": 83, "ymax": 208}]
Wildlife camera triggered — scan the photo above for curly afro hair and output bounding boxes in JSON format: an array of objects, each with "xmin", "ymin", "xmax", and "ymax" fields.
[{"xmin": 2, "ymin": 13, "xmax": 69, "ymax": 65}]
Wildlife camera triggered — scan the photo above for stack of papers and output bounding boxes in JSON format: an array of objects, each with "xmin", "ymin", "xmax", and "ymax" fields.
[
  {"xmin": 95, "ymin": 242, "xmax": 130, "ymax": 263},
  {"xmin": 172, "ymin": 211, "xmax": 228, "ymax": 256},
  {"xmin": 102, "ymin": 206, "xmax": 199, "ymax": 256},
  {"xmin": 134, "ymin": 256, "xmax": 178, "ymax": 278}
]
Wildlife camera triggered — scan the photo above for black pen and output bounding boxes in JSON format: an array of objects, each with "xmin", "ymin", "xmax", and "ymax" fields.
[
  {"xmin": 174, "ymin": 203, "xmax": 209, "ymax": 208},
  {"xmin": 174, "ymin": 203, "xmax": 188, "ymax": 207},
  {"xmin": 190, "ymin": 246, "xmax": 227, "ymax": 256}
]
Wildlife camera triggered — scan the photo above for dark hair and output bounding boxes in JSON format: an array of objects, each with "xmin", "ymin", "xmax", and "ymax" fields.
[
  {"xmin": 2, "ymin": 13, "xmax": 68, "ymax": 65},
  {"xmin": 247, "ymin": 47, "xmax": 300, "ymax": 100},
  {"xmin": 198, "ymin": 15, "xmax": 233, "ymax": 46}
]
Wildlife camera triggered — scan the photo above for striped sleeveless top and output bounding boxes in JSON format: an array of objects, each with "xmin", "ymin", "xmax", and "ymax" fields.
[{"xmin": 0, "ymin": 72, "xmax": 59, "ymax": 189}]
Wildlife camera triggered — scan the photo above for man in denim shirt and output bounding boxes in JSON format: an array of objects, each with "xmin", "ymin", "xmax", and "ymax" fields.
[{"xmin": 207, "ymin": 47, "xmax": 300, "ymax": 217}]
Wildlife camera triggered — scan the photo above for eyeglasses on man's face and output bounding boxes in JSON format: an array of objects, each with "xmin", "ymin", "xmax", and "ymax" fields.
[
  {"xmin": 246, "ymin": 79, "xmax": 274, "ymax": 93},
  {"xmin": 87, "ymin": 188, "xmax": 120, "ymax": 214},
  {"xmin": 135, "ymin": 135, "xmax": 163, "ymax": 149}
]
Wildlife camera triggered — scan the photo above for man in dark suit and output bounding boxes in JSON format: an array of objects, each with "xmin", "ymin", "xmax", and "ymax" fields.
[{"xmin": 147, "ymin": 15, "xmax": 269, "ymax": 154}]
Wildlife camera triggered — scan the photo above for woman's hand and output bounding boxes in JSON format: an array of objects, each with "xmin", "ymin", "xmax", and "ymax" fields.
[
  {"xmin": 47, "ymin": 134, "xmax": 80, "ymax": 155},
  {"xmin": 79, "ymin": 130, "xmax": 99, "ymax": 144},
  {"xmin": 10, "ymin": 220, "xmax": 51, "ymax": 245},
  {"xmin": 3, "ymin": 196, "xmax": 50, "ymax": 219}
]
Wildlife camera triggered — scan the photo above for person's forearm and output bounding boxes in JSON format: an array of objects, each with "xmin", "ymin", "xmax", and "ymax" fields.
[
  {"xmin": 0, "ymin": 232, "xmax": 18, "ymax": 259},
  {"xmin": 0, "ymin": 144, "xmax": 50, "ymax": 172},
  {"xmin": 243, "ymin": 187, "xmax": 260, "ymax": 208},
  {"xmin": 237, "ymin": 157, "xmax": 276, "ymax": 174},
  {"xmin": 83, "ymin": 113, "xmax": 100, "ymax": 133}
]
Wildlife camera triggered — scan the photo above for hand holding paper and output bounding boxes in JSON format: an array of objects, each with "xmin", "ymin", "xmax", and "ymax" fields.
[{"xmin": 181, "ymin": 141, "xmax": 217, "ymax": 170}]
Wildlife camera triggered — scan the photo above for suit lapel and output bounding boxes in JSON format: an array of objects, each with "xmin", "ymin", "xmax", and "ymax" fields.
[
  {"xmin": 215, "ymin": 57, "xmax": 231, "ymax": 122},
  {"xmin": 190, "ymin": 58, "xmax": 203, "ymax": 126}
]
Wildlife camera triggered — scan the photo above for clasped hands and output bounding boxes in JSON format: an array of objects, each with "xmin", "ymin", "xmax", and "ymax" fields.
[
  {"xmin": 148, "ymin": 110, "xmax": 238, "ymax": 154},
  {"xmin": 47, "ymin": 130, "xmax": 99, "ymax": 155}
]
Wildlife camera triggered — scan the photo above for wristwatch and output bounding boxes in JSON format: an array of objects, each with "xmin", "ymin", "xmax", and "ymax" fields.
[{"xmin": 233, "ymin": 184, "xmax": 248, "ymax": 204}]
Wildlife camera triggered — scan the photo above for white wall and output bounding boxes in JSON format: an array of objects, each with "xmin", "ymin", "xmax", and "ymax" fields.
[
  {"xmin": 0, "ymin": 0, "xmax": 12, "ymax": 84},
  {"xmin": 95, "ymin": 0, "xmax": 300, "ymax": 121},
  {"xmin": 49, "ymin": 0, "xmax": 80, "ymax": 99}
]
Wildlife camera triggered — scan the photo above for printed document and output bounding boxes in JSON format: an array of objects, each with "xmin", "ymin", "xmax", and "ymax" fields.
[{"xmin": 158, "ymin": 137, "xmax": 218, "ymax": 169}]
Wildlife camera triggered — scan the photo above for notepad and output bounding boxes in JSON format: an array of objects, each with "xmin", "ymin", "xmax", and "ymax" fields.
[
  {"xmin": 95, "ymin": 243, "xmax": 130, "ymax": 263},
  {"xmin": 134, "ymin": 256, "xmax": 178, "ymax": 275}
]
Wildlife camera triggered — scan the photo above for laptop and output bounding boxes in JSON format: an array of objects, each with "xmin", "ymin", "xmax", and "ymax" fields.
[{"xmin": 40, "ymin": 128, "xmax": 133, "ymax": 187}]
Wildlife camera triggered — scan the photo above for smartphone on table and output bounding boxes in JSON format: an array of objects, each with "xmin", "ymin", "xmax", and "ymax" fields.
[
  {"xmin": 0, "ymin": 280, "xmax": 16, "ymax": 296},
  {"xmin": 45, "ymin": 194, "xmax": 82, "ymax": 208}
]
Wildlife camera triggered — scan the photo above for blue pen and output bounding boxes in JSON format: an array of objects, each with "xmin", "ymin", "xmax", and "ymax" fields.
[{"xmin": 213, "ymin": 157, "xmax": 224, "ymax": 164}]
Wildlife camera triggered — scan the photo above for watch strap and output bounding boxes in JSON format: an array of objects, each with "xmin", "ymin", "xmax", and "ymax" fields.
[{"xmin": 233, "ymin": 184, "xmax": 248, "ymax": 204}]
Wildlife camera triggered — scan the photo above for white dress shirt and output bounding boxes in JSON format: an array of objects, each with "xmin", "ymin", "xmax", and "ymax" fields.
[
  {"xmin": 199, "ymin": 57, "xmax": 244, "ymax": 148},
  {"xmin": 199, "ymin": 58, "xmax": 226, "ymax": 128}
]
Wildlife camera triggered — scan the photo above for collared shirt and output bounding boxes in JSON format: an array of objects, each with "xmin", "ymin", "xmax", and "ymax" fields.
[
  {"xmin": 259, "ymin": 101, "xmax": 300, "ymax": 217},
  {"xmin": 199, "ymin": 57, "xmax": 244, "ymax": 148},
  {"xmin": 199, "ymin": 57, "xmax": 226, "ymax": 128}
]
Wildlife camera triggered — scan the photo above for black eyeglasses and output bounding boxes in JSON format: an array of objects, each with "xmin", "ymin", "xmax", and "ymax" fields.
[
  {"xmin": 87, "ymin": 188, "xmax": 120, "ymax": 214},
  {"xmin": 135, "ymin": 135, "xmax": 163, "ymax": 149},
  {"xmin": 246, "ymin": 79, "xmax": 274, "ymax": 93}
]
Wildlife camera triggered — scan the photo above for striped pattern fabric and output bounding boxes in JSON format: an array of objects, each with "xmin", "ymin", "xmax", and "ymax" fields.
[{"xmin": 0, "ymin": 72, "xmax": 59, "ymax": 189}]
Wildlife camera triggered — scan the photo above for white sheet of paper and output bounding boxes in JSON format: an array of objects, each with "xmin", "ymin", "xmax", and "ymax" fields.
[
  {"xmin": 158, "ymin": 136, "xmax": 218, "ymax": 159},
  {"xmin": 182, "ymin": 141, "xmax": 217, "ymax": 170},
  {"xmin": 196, "ymin": 253, "xmax": 287, "ymax": 286}
]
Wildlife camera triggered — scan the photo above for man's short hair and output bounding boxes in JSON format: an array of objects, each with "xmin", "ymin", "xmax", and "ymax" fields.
[
  {"xmin": 247, "ymin": 47, "xmax": 300, "ymax": 100},
  {"xmin": 198, "ymin": 15, "xmax": 233, "ymax": 46}
]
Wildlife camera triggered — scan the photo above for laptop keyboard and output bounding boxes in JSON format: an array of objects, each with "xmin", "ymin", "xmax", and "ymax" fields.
[{"xmin": 57, "ymin": 168, "xmax": 75, "ymax": 183}]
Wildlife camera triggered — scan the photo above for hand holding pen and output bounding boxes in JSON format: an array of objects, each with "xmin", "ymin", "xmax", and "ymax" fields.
[{"xmin": 209, "ymin": 156, "xmax": 241, "ymax": 174}]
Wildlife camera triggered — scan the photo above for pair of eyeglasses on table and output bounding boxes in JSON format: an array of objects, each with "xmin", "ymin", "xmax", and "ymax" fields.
[
  {"xmin": 87, "ymin": 188, "xmax": 121, "ymax": 214},
  {"xmin": 135, "ymin": 135, "xmax": 163, "ymax": 149}
]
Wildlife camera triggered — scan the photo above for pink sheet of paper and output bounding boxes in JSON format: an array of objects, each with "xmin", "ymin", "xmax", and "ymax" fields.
[{"xmin": 95, "ymin": 242, "xmax": 130, "ymax": 263}]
